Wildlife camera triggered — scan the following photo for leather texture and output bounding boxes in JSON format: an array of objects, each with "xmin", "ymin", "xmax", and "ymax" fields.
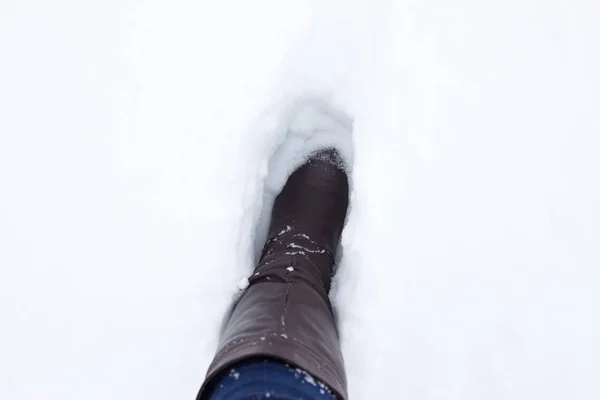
[{"xmin": 197, "ymin": 149, "xmax": 350, "ymax": 400}]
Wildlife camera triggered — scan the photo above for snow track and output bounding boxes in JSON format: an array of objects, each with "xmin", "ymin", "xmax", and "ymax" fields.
[{"xmin": 1, "ymin": 0, "xmax": 600, "ymax": 399}]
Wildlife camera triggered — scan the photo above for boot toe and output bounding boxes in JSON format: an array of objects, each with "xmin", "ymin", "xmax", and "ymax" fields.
[{"xmin": 289, "ymin": 148, "xmax": 349, "ymax": 197}]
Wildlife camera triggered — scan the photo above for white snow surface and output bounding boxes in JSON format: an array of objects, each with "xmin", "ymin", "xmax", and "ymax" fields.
[{"xmin": 1, "ymin": 0, "xmax": 599, "ymax": 399}]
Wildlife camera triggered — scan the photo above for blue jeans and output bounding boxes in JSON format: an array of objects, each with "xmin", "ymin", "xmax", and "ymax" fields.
[{"xmin": 207, "ymin": 358, "xmax": 337, "ymax": 400}]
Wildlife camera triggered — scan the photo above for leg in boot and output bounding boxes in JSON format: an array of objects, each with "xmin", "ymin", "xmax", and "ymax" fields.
[{"xmin": 197, "ymin": 102, "xmax": 352, "ymax": 400}]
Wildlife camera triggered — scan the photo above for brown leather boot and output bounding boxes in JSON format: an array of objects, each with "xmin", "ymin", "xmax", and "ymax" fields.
[
  {"xmin": 197, "ymin": 148, "xmax": 350, "ymax": 400},
  {"xmin": 258, "ymin": 148, "xmax": 350, "ymax": 290}
]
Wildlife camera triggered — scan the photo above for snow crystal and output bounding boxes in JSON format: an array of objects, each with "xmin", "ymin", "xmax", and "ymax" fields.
[
  {"xmin": 295, "ymin": 368, "xmax": 317, "ymax": 386},
  {"xmin": 284, "ymin": 251, "xmax": 307, "ymax": 256},
  {"xmin": 229, "ymin": 369, "xmax": 240, "ymax": 380},
  {"xmin": 288, "ymin": 243, "xmax": 326, "ymax": 254},
  {"xmin": 303, "ymin": 374, "xmax": 316, "ymax": 386},
  {"xmin": 237, "ymin": 277, "xmax": 250, "ymax": 291},
  {"xmin": 275, "ymin": 225, "xmax": 293, "ymax": 237},
  {"xmin": 286, "ymin": 266, "xmax": 294, "ymax": 272}
]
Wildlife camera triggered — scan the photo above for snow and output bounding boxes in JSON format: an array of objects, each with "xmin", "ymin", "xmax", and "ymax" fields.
[
  {"xmin": 228, "ymin": 369, "xmax": 240, "ymax": 381},
  {"xmin": 298, "ymin": 368, "xmax": 318, "ymax": 387},
  {"xmin": 237, "ymin": 277, "xmax": 250, "ymax": 291},
  {"xmin": 1, "ymin": 0, "xmax": 599, "ymax": 400}
]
